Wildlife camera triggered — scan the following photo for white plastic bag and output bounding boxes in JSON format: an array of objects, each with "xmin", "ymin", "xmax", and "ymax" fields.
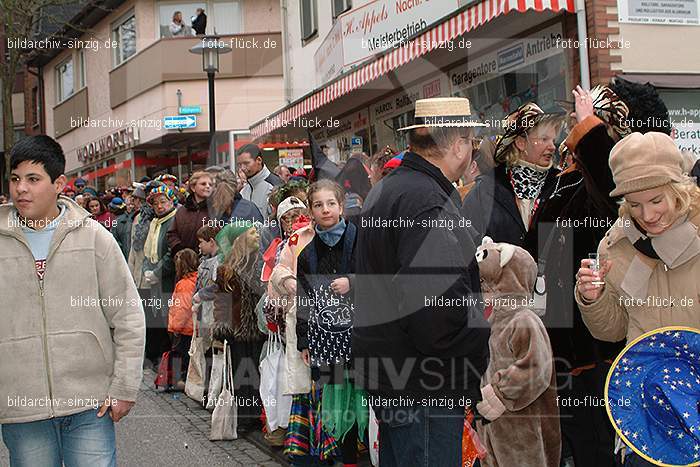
[
  {"xmin": 185, "ymin": 313, "xmax": 206, "ymax": 404},
  {"xmin": 259, "ymin": 332, "xmax": 293, "ymax": 431},
  {"xmin": 369, "ymin": 404, "xmax": 379, "ymax": 466},
  {"xmin": 210, "ymin": 340, "xmax": 238, "ymax": 440},
  {"xmin": 206, "ymin": 345, "xmax": 224, "ymax": 410}
]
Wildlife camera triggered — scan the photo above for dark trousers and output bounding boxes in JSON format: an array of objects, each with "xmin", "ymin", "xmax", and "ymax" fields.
[
  {"xmin": 377, "ymin": 404, "xmax": 463, "ymax": 467},
  {"xmin": 170, "ymin": 333, "xmax": 192, "ymax": 383},
  {"xmin": 558, "ymin": 363, "xmax": 617, "ymax": 467},
  {"xmin": 621, "ymin": 452, "xmax": 656, "ymax": 466}
]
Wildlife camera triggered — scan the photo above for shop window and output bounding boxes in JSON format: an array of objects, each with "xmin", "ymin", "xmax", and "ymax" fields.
[
  {"xmin": 332, "ymin": 0, "xmax": 351, "ymax": 19},
  {"xmin": 300, "ymin": 0, "xmax": 318, "ymax": 41},
  {"xmin": 112, "ymin": 12, "xmax": 137, "ymax": 66},
  {"xmin": 56, "ymin": 58, "xmax": 74, "ymax": 103}
]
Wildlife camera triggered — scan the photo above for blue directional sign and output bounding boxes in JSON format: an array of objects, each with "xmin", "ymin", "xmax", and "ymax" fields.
[
  {"xmin": 178, "ymin": 106, "xmax": 201, "ymax": 115},
  {"xmin": 164, "ymin": 115, "xmax": 197, "ymax": 130}
]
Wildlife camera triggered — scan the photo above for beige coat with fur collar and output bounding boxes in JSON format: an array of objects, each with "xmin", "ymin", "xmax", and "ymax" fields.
[{"xmin": 575, "ymin": 207, "xmax": 700, "ymax": 343}]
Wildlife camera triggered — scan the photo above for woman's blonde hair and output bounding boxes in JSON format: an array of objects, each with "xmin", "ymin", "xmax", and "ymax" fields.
[
  {"xmin": 188, "ymin": 171, "xmax": 213, "ymax": 194},
  {"xmin": 495, "ymin": 120, "xmax": 561, "ymax": 166},
  {"xmin": 619, "ymin": 179, "xmax": 700, "ymax": 220},
  {"xmin": 219, "ymin": 227, "xmax": 259, "ymax": 292}
]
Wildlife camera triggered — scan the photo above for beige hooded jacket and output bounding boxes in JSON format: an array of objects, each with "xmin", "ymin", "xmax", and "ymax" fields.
[
  {"xmin": 0, "ymin": 197, "xmax": 145, "ymax": 424},
  {"xmin": 575, "ymin": 206, "xmax": 700, "ymax": 343}
]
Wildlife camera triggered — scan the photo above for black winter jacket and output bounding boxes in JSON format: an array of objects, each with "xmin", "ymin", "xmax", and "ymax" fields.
[
  {"xmin": 461, "ymin": 163, "xmax": 559, "ymax": 261},
  {"xmin": 538, "ymin": 117, "xmax": 625, "ymax": 371},
  {"xmin": 352, "ymin": 151, "xmax": 490, "ymax": 406}
]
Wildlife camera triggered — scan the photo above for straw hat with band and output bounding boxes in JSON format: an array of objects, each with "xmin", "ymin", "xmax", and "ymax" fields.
[
  {"xmin": 605, "ymin": 326, "xmax": 700, "ymax": 466},
  {"xmin": 495, "ymin": 103, "xmax": 565, "ymax": 163},
  {"xmin": 397, "ymin": 97, "xmax": 486, "ymax": 131},
  {"xmin": 609, "ymin": 132, "xmax": 687, "ymax": 197}
]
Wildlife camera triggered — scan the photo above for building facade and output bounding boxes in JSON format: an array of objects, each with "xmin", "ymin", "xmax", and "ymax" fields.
[
  {"xmin": 252, "ymin": 0, "xmax": 700, "ymax": 163},
  {"xmin": 29, "ymin": 0, "xmax": 285, "ymax": 190}
]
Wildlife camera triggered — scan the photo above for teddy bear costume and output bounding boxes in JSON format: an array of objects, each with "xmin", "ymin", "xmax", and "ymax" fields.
[{"xmin": 475, "ymin": 237, "xmax": 561, "ymax": 467}]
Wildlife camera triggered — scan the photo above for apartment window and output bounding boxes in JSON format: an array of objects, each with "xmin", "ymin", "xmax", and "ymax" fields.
[
  {"xmin": 56, "ymin": 58, "xmax": 74, "ymax": 102},
  {"xmin": 300, "ymin": 0, "xmax": 317, "ymax": 41},
  {"xmin": 157, "ymin": 1, "xmax": 241, "ymax": 37},
  {"xmin": 78, "ymin": 49, "xmax": 86, "ymax": 89},
  {"xmin": 211, "ymin": 0, "xmax": 242, "ymax": 35},
  {"xmin": 332, "ymin": 0, "xmax": 351, "ymax": 19},
  {"xmin": 158, "ymin": 2, "xmax": 204, "ymax": 37},
  {"xmin": 112, "ymin": 12, "xmax": 137, "ymax": 66}
]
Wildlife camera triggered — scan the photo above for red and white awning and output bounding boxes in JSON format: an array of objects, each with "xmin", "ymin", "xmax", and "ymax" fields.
[{"xmin": 251, "ymin": 0, "xmax": 575, "ymax": 139}]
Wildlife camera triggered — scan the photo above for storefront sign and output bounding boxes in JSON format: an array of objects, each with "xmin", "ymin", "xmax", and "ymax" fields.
[
  {"xmin": 314, "ymin": 19, "xmax": 345, "ymax": 86},
  {"xmin": 448, "ymin": 24, "xmax": 565, "ymax": 94},
  {"xmin": 617, "ymin": 0, "xmax": 699, "ymax": 24},
  {"xmin": 279, "ymin": 149, "xmax": 304, "ymax": 169},
  {"xmin": 315, "ymin": 0, "xmax": 460, "ymax": 85},
  {"xmin": 661, "ymin": 90, "xmax": 700, "ymax": 156},
  {"xmin": 76, "ymin": 126, "xmax": 139, "ymax": 163},
  {"xmin": 370, "ymin": 75, "xmax": 448, "ymax": 122}
]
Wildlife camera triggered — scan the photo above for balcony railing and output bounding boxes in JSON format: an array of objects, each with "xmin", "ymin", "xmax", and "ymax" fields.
[{"xmin": 109, "ymin": 32, "xmax": 282, "ymax": 108}]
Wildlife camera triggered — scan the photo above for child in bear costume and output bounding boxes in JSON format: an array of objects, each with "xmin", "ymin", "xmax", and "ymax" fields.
[{"xmin": 475, "ymin": 237, "xmax": 561, "ymax": 467}]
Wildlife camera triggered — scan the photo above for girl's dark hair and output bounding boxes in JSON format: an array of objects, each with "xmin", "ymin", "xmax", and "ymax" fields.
[
  {"xmin": 87, "ymin": 196, "xmax": 106, "ymax": 215},
  {"xmin": 174, "ymin": 248, "xmax": 199, "ymax": 281},
  {"xmin": 307, "ymin": 179, "xmax": 344, "ymax": 205},
  {"xmin": 196, "ymin": 225, "xmax": 221, "ymax": 242},
  {"xmin": 9, "ymin": 135, "xmax": 66, "ymax": 182}
]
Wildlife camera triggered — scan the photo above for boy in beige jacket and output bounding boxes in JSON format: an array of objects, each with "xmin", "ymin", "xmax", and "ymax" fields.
[{"xmin": 0, "ymin": 136, "xmax": 145, "ymax": 466}]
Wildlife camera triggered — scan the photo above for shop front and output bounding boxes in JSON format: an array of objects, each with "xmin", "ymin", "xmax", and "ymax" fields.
[
  {"xmin": 250, "ymin": 0, "xmax": 578, "ymax": 160},
  {"xmin": 369, "ymin": 75, "xmax": 450, "ymax": 152},
  {"xmin": 311, "ymin": 109, "xmax": 371, "ymax": 163},
  {"xmin": 448, "ymin": 23, "xmax": 571, "ymax": 138}
]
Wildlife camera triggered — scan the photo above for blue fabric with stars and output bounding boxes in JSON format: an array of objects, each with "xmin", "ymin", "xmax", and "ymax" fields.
[{"xmin": 608, "ymin": 328, "xmax": 700, "ymax": 466}]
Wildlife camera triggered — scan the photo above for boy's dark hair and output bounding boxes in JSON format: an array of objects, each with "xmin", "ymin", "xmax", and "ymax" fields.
[
  {"xmin": 237, "ymin": 143, "xmax": 261, "ymax": 160},
  {"xmin": 10, "ymin": 135, "xmax": 65, "ymax": 182},
  {"xmin": 196, "ymin": 224, "xmax": 221, "ymax": 242},
  {"xmin": 609, "ymin": 77, "xmax": 672, "ymax": 135}
]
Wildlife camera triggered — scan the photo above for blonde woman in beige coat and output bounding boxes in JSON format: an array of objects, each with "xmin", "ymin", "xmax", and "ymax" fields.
[{"xmin": 575, "ymin": 131, "xmax": 700, "ymax": 344}]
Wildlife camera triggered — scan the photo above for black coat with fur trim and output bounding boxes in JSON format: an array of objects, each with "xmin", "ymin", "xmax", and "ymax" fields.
[
  {"xmin": 537, "ymin": 118, "xmax": 625, "ymax": 371},
  {"xmin": 461, "ymin": 163, "xmax": 559, "ymax": 261}
]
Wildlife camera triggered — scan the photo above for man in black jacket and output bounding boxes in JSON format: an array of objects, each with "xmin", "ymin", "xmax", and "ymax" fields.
[
  {"xmin": 191, "ymin": 8, "xmax": 207, "ymax": 35},
  {"xmin": 353, "ymin": 97, "xmax": 490, "ymax": 466}
]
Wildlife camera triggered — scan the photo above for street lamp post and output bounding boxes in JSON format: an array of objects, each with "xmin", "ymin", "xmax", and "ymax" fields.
[{"xmin": 189, "ymin": 36, "xmax": 232, "ymax": 167}]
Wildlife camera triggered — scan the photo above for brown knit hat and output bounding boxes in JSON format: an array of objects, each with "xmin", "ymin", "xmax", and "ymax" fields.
[{"xmin": 609, "ymin": 132, "xmax": 686, "ymax": 197}]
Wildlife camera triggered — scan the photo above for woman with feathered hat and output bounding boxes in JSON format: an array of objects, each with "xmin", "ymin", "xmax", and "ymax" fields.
[{"xmin": 461, "ymin": 102, "xmax": 564, "ymax": 259}]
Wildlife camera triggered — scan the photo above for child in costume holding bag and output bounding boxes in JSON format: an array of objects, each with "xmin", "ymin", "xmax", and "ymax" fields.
[{"xmin": 293, "ymin": 180, "xmax": 367, "ymax": 467}]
